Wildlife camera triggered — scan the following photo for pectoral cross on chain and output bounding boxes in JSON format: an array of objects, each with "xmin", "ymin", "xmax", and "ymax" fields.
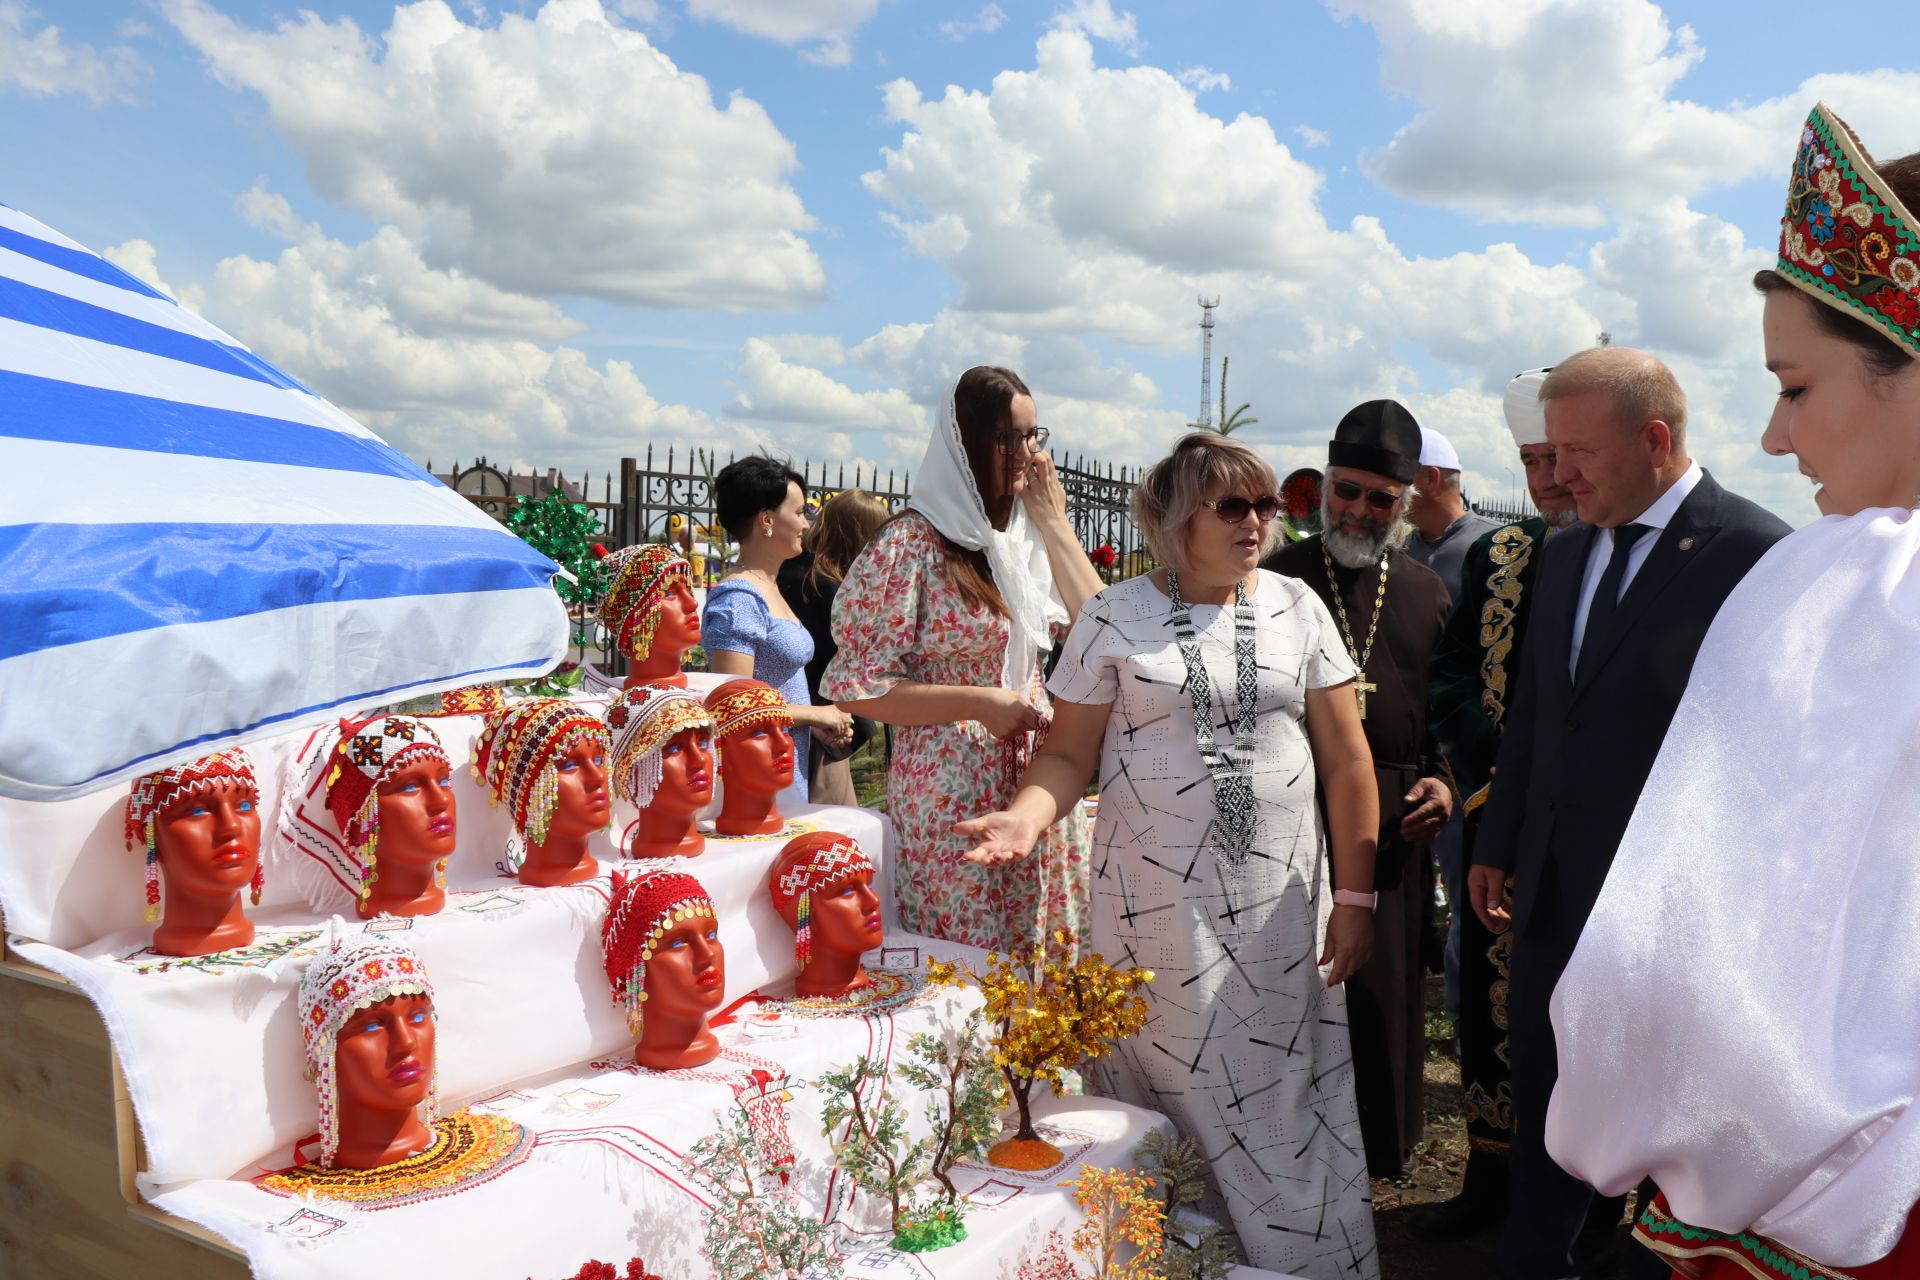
[{"xmin": 1323, "ymin": 542, "xmax": 1392, "ymax": 725}]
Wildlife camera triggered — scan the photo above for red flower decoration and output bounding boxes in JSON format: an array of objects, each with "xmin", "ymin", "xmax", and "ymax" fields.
[
  {"xmin": 1088, "ymin": 543, "xmax": 1117, "ymax": 570},
  {"xmin": 1873, "ymin": 285, "xmax": 1920, "ymax": 329}
]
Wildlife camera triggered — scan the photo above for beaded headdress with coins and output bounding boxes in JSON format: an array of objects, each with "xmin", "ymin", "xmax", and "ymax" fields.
[
  {"xmin": 769, "ymin": 832, "xmax": 874, "ymax": 969},
  {"xmin": 1777, "ymin": 103, "xmax": 1920, "ymax": 364},
  {"xmin": 597, "ymin": 544, "xmax": 693, "ymax": 663},
  {"xmin": 607, "ymin": 685, "xmax": 714, "ymax": 809},
  {"xmin": 324, "ymin": 715, "xmax": 450, "ymax": 905},
  {"xmin": 297, "ymin": 923, "xmax": 439, "ymax": 1169},
  {"xmin": 471, "ymin": 698, "xmax": 610, "ymax": 863},
  {"xmin": 125, "ymin": 749, "xmax": 261, "ymax": 923},
  {"xmin": 602, "ymin": 869, "xmax": 717, "ymax": 1037},
  {"xmin": 704, "ymin": 680, "xmax": 792, "ymax": 768}
]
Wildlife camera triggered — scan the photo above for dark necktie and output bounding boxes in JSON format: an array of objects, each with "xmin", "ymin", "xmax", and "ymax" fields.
[{"xmin": 1576, "ymin": 522, "xmax": 1650, "ymax": 684}]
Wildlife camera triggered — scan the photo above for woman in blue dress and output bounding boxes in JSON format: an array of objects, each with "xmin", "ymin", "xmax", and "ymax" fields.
[{"xmin": 704, "ymin": 455, "xmax": 854, "ymax": 804}]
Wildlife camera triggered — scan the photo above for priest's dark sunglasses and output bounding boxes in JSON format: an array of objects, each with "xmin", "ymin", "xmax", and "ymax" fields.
[
  {"xmin": 1329, "ymin": 478, "xmax": 1404, "ymax": 512},
  {"xmin": 1204, "ymin": 495, "xmax": 1283, "ymax": 523},
  {"xmin": 997, "ymin": 427, "xmax": 1050, "ymax": 456}
]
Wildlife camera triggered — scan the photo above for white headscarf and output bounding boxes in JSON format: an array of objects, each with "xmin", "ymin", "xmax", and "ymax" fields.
[
  {"xmin": 1548, "ymin": 508, "xmax": 1920, "ymax": 1266},
  {"xmin": 907, "ymin": 379, "xmax": 1068, "ymax": 691}
]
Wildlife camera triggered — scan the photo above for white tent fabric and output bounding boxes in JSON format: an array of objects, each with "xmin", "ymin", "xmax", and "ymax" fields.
[{"xmin": 0, "ymin": 201, "xmax": 569, "ymax": 800}]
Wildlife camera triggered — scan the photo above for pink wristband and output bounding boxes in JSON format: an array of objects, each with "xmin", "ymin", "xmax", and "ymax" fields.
[{"xmin": 1333, "ymin": 889, "xmax": 1378, "ymax": 911}]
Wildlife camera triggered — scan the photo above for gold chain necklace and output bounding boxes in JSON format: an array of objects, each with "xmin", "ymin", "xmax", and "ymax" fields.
[{"xmin": 1322, "ymin": 541, "xmax": 1389, "ymax": 720}]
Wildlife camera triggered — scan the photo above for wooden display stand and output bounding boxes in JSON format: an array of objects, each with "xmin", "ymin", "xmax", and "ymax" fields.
[{"xmin": 0, "ymin": 928, "xmax": 246, "ymax": 1279}]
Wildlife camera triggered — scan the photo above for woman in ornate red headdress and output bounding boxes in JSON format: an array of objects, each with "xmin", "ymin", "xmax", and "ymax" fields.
[{"xmin": 1545, "ymin": 104, "xmax": 1920, "ymax": 1278}]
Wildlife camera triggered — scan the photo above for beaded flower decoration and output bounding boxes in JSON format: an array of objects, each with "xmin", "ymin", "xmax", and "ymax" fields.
[
  {"xmin": 597, "ymin": 544, "xmax": 692, "ymax": 663},
  {"xmin": 607, "ymin": 685, "xmax": 714, "ymax": 808},
  {"xmin": 324, "ymin": 716, "xmax": 450, "ymax": 905},
  {"xmin": 125, "ymin": 749, "xmax": 261, "ymax": 923},
  {"xmin": 602, "ymin": 869, "xmax": 717, "ymax": 1038},
  {"xmin": 769, "ymin": 832, "xmax": 874, "ymax": 970},
  {"xmin": 471, "ymin": 698, "xmax": 610, "ymax": 865},
  {"xmin": 1778, "ymin": 103, "xmax": 1920, "ymax": 364},
  {"xmin": 298, "ymin": 924, "xmax": 439, "ymax": 1168},
  {"xmin": 704, "ymin": 679, "xmax": 792, "ymax": 770}
]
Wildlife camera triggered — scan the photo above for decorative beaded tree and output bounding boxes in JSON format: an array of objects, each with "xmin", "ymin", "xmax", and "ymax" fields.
[
  {"xmin": 688, "ymin": 1095, "xmax": 843, "ymax": 1280},
  {"xmin": 928, "ymin": 933, "xmax": 1153, "ymax": 1170}
]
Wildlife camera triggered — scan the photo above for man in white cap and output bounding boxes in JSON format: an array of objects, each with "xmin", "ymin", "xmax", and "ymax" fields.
[
  {"xmin": 1413, "ymin": 369, "xmax": 1577, "ymax": 1243},
  {"xmin": 1406, "ymin": 426, "xmax": 1505, "ymax": 604}
]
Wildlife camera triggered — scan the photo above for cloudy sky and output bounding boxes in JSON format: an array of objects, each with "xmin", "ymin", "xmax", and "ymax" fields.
[{"xmin": 5, "ymin": 0, "xmax": 1917, "ymax": 523}]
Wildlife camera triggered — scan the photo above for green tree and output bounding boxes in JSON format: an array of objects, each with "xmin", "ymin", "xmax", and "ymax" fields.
[
  {"xmin": 818, "ymin": 1056, "xmax": 926, "ymax": 1240},
  {"xmin": 1213, "ymin": 357, "xmax": 1258, "ymax": 435}
]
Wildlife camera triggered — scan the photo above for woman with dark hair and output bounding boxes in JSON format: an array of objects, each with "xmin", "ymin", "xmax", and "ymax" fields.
[
  {"xmin": 822, "ymin": 366, "xmax": 1101, "ymax": 950},
  {"xmin": 778, "ymin": 489, "xmax": 891, "ymax": 805},
  {"xmin": 1546, "ymin": 106, "xmax": 1920, "ymax": 1277},
  {"xmin": 704, "ymin": 455, "xmax": 854, "ymax": 804}
]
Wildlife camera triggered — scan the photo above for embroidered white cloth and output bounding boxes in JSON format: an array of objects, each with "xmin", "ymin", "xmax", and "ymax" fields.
[
  {"xmin": 1549, "ymin": 509, "xmax": 1920, "ymax": 1267},
  {"xmin": 905, "ymin": 380, "xmax": 1068, "ymax": 691}
]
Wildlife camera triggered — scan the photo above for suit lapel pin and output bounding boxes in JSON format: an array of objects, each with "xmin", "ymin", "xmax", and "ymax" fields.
[{"xmin": 1678, "ymin": 536, "xmax": 1696, "ymax": 551}]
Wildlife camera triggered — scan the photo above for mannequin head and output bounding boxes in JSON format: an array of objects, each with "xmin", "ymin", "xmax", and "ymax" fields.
[
  {"xmin": 598, "ymin": 544, "xmax": 699, "ymax": 687},
  {"xmin": 769, "ymin": 833, "xmax": 881, "ymax": 998},
  {"xmin": 607, "ymin": 685, "xmax": 714, "ymax": 857},
  {"xmin": 473, "ymin": 699, "xmax": 611, "ymax": 886},
  {"xmin": 603, "ymin": 870, "xmax": 724, "ymax": 1070},
  {"xmin": 298, "ymin": 927, "xmax": 438, "ymax": 1169},
  {"xmin": 125, "ymin": 749, "xmax": 262, "ymax": 956},
  {"xmin": 705, "ymin": 680, "xmax": 795, "ymax": 837},
  {"xmin": 325, "ymin": 716, "xmax": 453, "ymax": 919}
]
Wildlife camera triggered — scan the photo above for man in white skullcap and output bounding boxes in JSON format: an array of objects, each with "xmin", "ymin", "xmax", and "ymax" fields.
[
  {"xmin": 1406, "ymin": 426, "xmax": 1506, "ymax": 604},
  {"xmin": 1413, "ymin": 368, "xmax": 1579, "ymax": 1242}
]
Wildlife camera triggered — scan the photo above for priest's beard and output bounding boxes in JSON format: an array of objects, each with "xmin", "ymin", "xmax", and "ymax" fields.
[{"xmin": 1322, "ymin": 490, "xmax": 1413, "ymax": 569}]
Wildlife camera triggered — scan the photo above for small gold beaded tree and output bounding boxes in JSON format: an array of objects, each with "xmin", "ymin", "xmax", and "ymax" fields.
[{"xmin": 928, "ymin": 933, "xmax": 1153, "ymax": 1170}]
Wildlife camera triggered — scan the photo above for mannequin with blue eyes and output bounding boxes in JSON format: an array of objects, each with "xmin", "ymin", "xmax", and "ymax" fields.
[
  {"xmin": 519, "ymin": 737, "xmax": 610, "ymax": 886},
  {"xmin": 626, "ymin": 727, "xmax": 714, "ymax": 858},
  {"xmin": 633, "ymin": 915, "xmax": 726, "ymax": 1070},
  {"xmin": 359, "ymin": 757, "xmax": 455, "ymax": 919},
  {"xmin": 150, "ymin": 783, "xmax": 264, "ymax": 956},
  {"xmin": 712, "ymin": 721, "xmax": 796, "ymax": 838},
  {"xmin": 331, "ymin": 993, "xmax": 437, "ymax": 1169}
]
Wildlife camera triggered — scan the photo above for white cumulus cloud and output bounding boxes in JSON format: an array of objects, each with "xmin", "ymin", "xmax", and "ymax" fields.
[
  {"xmin": 685, "ymin": 0, "xmax": 881, "ymax": 65},
  {"xmin": 163, "ymin": 0, "xmax": 826, "ymax": 310},
  {"xmin": 0, "ymin": 2, "xmax": 146, "ymax": 102},
  {"xmin": 1176, "ymin": 65, "xmax": 1230, "ymax": 93},
  {"xmin": 940, "ymin": 4, "xmax": 1007, "ymax": 41}
]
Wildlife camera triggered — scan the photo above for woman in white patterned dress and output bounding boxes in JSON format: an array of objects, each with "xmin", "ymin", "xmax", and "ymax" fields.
[{"xmin": 957, "ymin": 433, "xmax": 1381, "ymax": 1279}]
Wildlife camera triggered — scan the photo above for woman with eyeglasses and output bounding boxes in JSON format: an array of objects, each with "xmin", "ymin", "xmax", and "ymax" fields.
[
  {"xmin": 706, "ymin": 454, "xmax": 856, "ymax": 805},
  {"xmin": 955, "ymin": 431, "xmax": 1381, "ymax": 1278},
  {"xmin": 822, "ymin": 365, "xmax": 1100, "ymax": 951}
]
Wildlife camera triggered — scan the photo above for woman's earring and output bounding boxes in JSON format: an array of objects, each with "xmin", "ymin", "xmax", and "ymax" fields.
[{"xmin": 763, "ymin": 525, "xmax": 773, "ymax": 538}]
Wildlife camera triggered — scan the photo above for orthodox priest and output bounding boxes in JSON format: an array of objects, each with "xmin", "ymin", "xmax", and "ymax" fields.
[
  {"xmin": 1412, "ymin": 368, "xmax": 1579, "ymax": 1240},
  {"xmin": 1265, "ymin": 399, "xmax": 1452, "ymax": 1177}
]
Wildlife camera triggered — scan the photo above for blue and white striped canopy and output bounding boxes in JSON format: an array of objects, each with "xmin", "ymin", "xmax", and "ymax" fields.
[{"xmin": 0, "ymin": 202, "xmax": 570, "ymax": 801}]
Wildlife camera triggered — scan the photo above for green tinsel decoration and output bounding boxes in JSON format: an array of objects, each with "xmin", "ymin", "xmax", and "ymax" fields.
[{"xmin": 504, "ymin": 491, "xmax": 608, "ymax": 608}]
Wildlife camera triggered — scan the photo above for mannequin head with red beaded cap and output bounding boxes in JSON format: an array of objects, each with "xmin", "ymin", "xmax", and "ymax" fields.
[
  {"xmin": 598, "ymin": 544, "xmax": 700, "ymax": 689},
  {"xmin": 769, "ymin": 832, "xmax": 881, "ymax": 998},
  {"xmin": 298, "ymin": 924, "xmax": 439, "ymax": 1170},
  {"xmin": 704, "ymin": 679, "xmax": 794, "ymax": 837},
  {"xmin": 472, "ymin": 698, "xmax": 611, "ymax": 887},
  {"xmin": 603, "ymin": 869, "xmax": 724, "ymax": 1070},
  {"xmin": 125, "ymin": 749, "xmax": 263, "ymax": 957},
  {"xmin": 325, "ymin": 715, "xmax": 454, "ymax": 919},
  {"xmin": 607, "ymin": 685, "xmax": 714, "ymax": 858}
]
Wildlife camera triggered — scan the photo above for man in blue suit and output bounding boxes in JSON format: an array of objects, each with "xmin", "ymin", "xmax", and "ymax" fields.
[{"xmin": 1468, "ymin": 346, "xmax": 1791, "ymax": 1279}]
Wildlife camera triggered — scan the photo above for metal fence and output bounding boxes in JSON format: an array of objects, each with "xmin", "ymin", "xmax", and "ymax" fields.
[
  {"xmin": 469, "ymin": 446, "xmax": 1149, "ymax": 586},
  {"xmin": 460, "ymin": 451, "xmax": 1532, "ymax": 584}
]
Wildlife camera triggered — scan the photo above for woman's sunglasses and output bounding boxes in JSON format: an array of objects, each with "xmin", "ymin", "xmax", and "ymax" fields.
[
  {"xmin": 1204, "ymin": 495, "xmax": 1282, "ymax": 523},
  {"xmin": 1329, "ymin": 478, "xmax": 1404, "ymax": 513}
]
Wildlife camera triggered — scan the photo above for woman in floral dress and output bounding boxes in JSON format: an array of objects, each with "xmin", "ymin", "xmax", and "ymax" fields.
[{"xmin": 821, "ymin": 366, "xmax": 1100, "ymax": 951}]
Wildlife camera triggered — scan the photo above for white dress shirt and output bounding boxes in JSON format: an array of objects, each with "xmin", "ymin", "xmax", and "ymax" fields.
[{"xmin": 1567, "ymin": 460, "xmax": 1702, "ymax": 679}]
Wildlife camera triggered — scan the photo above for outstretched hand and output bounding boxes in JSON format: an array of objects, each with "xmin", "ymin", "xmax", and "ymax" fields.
[{"xmin": 953, "ymin": 810, "xmax": 1041, "ymax": 866}]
